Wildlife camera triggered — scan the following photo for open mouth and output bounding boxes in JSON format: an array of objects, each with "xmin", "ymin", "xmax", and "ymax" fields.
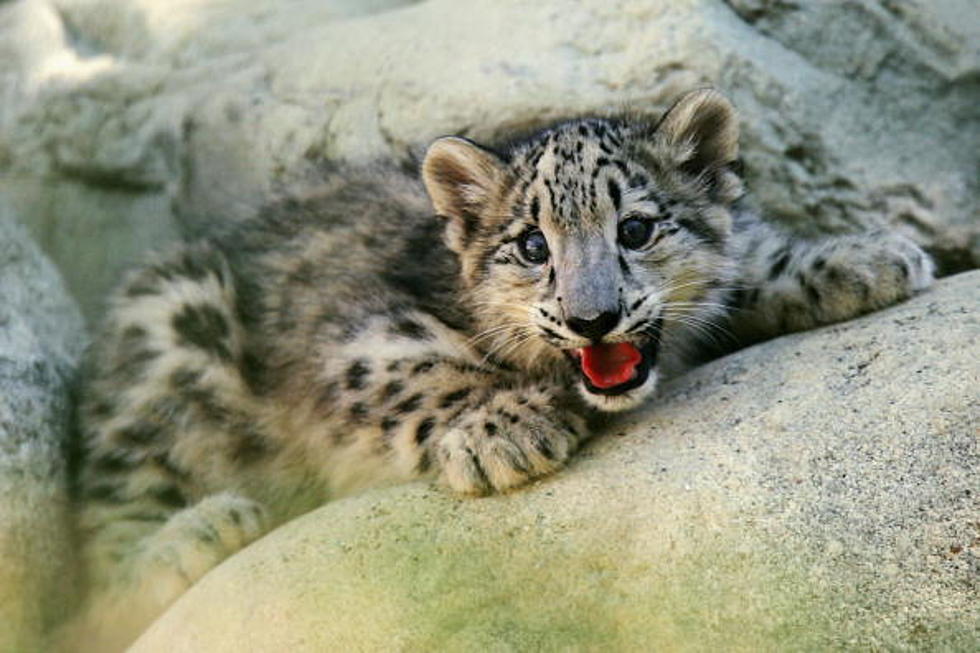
[{"xmin": 564, "ymin": 322, "xmax": 662, "ymax": 396}]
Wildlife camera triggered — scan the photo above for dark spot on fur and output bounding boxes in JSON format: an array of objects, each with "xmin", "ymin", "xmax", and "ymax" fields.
[
  {"xmin": 91, "ymin": 451, "xmax": 139, "ymax": 474},
  {"xmin": 151, "ymin": 485, "xmax": 187, "ymax": 508},
  {"xmin": 125, "ymin": 279, "xmax": 160, "ymax": 297},
  {"xmin": 439, "ymin": 388, "xmax": 472, "ymax": 408},
  {"xmin": 87, "ymin": 399, "xmax": 116, "ymax": 420},
  {"xmin": 768, "ymin": 250, "xmax": 791, "ymax": 280},
  {"xmin": 728, "ymin": 287, "xmax": 757, "ymax": 309},
  {"xmin": 178, "ymin": 249, "xmax": 216, "ymax": 282},
  {"xmin": 558, "ymin": 418, "xmax": 580, "ymax": 437},
  {"xmin": 540, "ymin": 326, "xmax": 565, "ymax": 341},
  {"xmin": 676, "ymin": 215, "xmax": 723, "ymax": 250},
  {"xmin": 183, "ymin": 387, "xmax": 228, "ymax": 424},
  {"xmin": 381, "ymin": 220, "xmax": 466, "ymax": 330},
  {"xmin": 390, "ymin": 319, "xmax": 430, "ymax": 340},
  {"xmin": 530, "ymin": 196, "xmax": 540, "ymax": 221},
  {"xmin": 798, "ymin": 272, "xmax": 822, "ymax": 304},
  {"xmin": 415, "ymin": 449, "xmax": 432, "ymax": 474},
  {"xmin": 381, "ymin": 416, "xmax": 400, "ymax": 433},
  {"xmin": 533, "ymin": 436, "xmax": 556, "ymax": 460},
  {"xmin": 287, "ymin": 261, "xmax": 317, "ymax": 286},
  {"xmin": 381, "ymin": 380, "xmax": 404, "ymax": 401},
  {"xmin": 895, "ymin": 260, "xmax": 910, "ymax": 279},
  {"xmin": 240, "ymin": 349, "xmax": 269, "ymax": 396},
  {"xmin": 123, "ymin": 512, "xmax": 168, "ymax": 523},
  {"xmin": 395, "ymin": 393, "xmax": 424, "ymax": 414},
  {"xmin": 349, "ymin": 402, "xmax": 368, "ymax": 422},
  {"xmin": 465, "ymin": 447, "xmax": 491, "ymax": 493},
  {"xmin": 338, "ymin": 321, "xmax": 363, "ymax": 343},
  {"xmin": 231, "ymin": 426, "xmax": 269, "ymax": 463},
  {"xmin": 228, "ymin": 508, "xmax": 243, "ymax": 526},
  {"xmin": 345, "ymin": 359, "xmax": 370, "ymax": 390},
  {"xmin": 122, "ymin": 325, "xmax": 147, "ymax": 341},
  {"xmin": 314, "ymin": 382, "xmax": 340, "ymax": 414},
  {"xmin": 85, "ymin": 483, "xmax": 125, "ymax": 503},
  {"xmin": 195, "ymin": 525, "xmax": 219, "ymax": 544},
  {"xmin": 412, "ymin": 360, "xmax": 436, "ymax": 375},
  {"xmin": 812, "ymin": 256, "xmax": 827, "ymax": 271},
  {"xmin": 115, "ymin": 422, "xmax": 164, "ymax": 446},
  {"xmin": 172, "ymin": 303, "xmax": 232, "ymax": 361},
  {"xmin": 415, "ymin": 417, "xmax": 435, "ymax": 444},
  {"xmin": 111, "ymin": 326, "xmax": 160, "ymax": 381},
  {"xmin": 154, "ymin": 453, "xmax": 190, "ymax": 481},
  {"xmin": 484, "ymin": 421, "xmax": 498, "ymax": 436},
  {"xmin": 113, "ymin": 347, "xmax": 159, "ymax": 382},
  {"xmin": 170, "ymin": 367, "xmax": 203, "ymax": 388},
  {"xmin": 856, "ymin": 278, "xmax": 871, "ymax": 302},
  {"xmin": 618, "ymin": 255, "xmax": 632, "ymax": 277},
  {"xmin": 607, "ymin": 179, "xmax": 621, "ymax": 210}
]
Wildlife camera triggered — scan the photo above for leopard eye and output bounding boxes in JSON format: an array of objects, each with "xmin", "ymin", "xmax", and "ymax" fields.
[
  {"xmin": 618, "ymin": 216, "xmax": 655, "ymax": 250},
  {"xmin": 517, "ymin": 229, "xmax": 549, "ymax": 264}
]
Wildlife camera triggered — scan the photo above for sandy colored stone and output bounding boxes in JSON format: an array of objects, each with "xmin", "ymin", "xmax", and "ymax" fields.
[
  {"xmin": 1, "ymin": 0, "xmax": 977, "ymax": 320},
  {"xmin": 133, "ymin": 272, "xmax": 979, "ymax": 651}
]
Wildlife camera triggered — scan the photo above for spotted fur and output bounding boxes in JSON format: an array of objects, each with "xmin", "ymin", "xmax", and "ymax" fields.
[{"xmin": 65, "ymin": 89, "xmax": 933, "ymax": 649}]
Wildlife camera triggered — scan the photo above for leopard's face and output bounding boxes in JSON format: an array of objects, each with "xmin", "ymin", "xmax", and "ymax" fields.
[{"xmin": 423, "ymin": 90, "xmax": 744, "ymax": 411}]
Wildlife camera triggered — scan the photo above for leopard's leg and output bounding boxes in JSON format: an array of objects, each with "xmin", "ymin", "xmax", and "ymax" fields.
[
  {"xmin": 308, "ymin": 315, "xmax": 589, "ymax": 496},
  {"xmin": 58, "ymin": 493, "xmax": 269, "ymax": 652},
  {"xmin": 726, "ymin": 224, "xmax": 934, "ymax": 342},
  {"xmin": 64, "ymin": 245, "xmax": 275, "ymax": 651}
]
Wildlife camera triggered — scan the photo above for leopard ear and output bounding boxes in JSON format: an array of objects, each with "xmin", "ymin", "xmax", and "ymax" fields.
[
  {"xmin": 422, "ymin": 136, "xmax": 506, "ymax": 252},
  {"xmin": 654, "ymin": 88, "xmax": 739, "ymax": 178}
]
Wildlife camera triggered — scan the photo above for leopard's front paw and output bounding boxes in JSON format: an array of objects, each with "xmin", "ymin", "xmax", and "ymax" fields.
[
  {"xmin": 804, "ymin": 233, "xmax": 934, "ymax": 321},
  {"xmin": 435, "ymin": 388, "xmax": 585, "ymax": 495}
]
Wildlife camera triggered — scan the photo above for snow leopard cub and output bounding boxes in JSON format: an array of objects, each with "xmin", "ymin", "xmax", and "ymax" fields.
[{"xmin": 68, "ymin": 89, "xmax": 932, "ymax": 649}]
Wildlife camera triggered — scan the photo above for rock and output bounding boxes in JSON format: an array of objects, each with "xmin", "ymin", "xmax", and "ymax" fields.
[
  {"xmin": 0, "ymin": 203, "xmax": 87, "ymax": 653},
  {"xmin": 132, "ymin": 272, "xmax": 979, "ymax": 651},
  {"xmin": 1, "ymin": 0, "xmax": 977, "ymax": 320}
]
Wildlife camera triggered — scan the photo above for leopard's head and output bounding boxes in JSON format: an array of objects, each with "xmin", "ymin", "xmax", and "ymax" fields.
[{"xmin": 422, "ymin": 89, "xmax": 744, "ymax": 411}]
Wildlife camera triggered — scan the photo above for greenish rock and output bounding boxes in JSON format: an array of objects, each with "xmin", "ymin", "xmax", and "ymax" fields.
[{"xmin": 132, "ymin": 272, "xmax": 979, "ymax": 651}]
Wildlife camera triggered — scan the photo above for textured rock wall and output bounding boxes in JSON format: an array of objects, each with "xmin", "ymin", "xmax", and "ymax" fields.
[
  {"xmin": 133, "ymin": 272, "xmax": 979, "ymax": 651},
  {"xmin": 0, "ymin": 203, "xmax": 86, "ymax": 653},
  {"xmin": 1, "ymin": 0, "xmax": 977, "ymax": 321}
]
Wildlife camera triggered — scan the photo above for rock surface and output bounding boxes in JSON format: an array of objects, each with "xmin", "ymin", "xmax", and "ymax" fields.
[
  {"xmin": 132, "ymin": 272, "xmax": 979, "ymax": 651},
  {"xmin": 1, "ymin": 0, "xmax": 977, "ymax": 320},
  {"xmin": 0, "ymin": 203, "xmax": 87, "ymax": 653}
]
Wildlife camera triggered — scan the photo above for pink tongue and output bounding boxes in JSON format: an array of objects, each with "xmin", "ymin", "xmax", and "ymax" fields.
[{"xmin": 578, "ymin": 342, "xmax": 642, "ymax": 389}]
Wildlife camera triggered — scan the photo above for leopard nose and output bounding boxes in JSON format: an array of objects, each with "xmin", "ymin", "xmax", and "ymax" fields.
[{"xmin": 566, "ymin": 310, "xmax": 621, "ymax": 342}]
